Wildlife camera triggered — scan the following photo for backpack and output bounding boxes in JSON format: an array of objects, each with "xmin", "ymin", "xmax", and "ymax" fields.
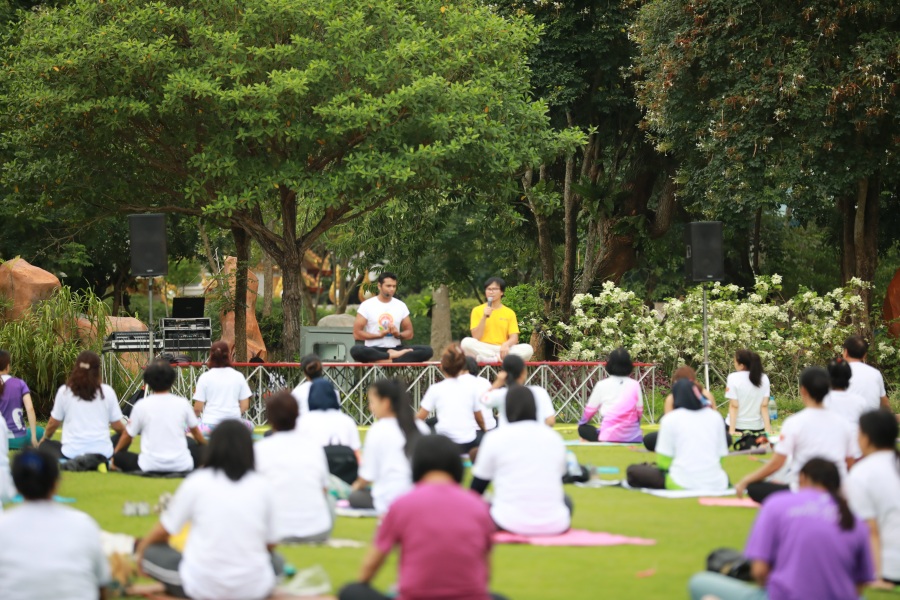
[
  {"xmin": 706, "ymin": 548, "xmax": 753, "ymax": 581},
  {"xmin": 324, "ymin": 445, "xmax": 358, "ymax": 485}
]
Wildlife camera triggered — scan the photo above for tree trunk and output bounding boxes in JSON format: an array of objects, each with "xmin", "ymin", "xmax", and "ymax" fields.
[
  {"xmin": 751, "ymin": 207, "xmax": 763, "ymax": 274},
  {"xmin": 560, "ymin": 150, "xmax": 578, "ymax": 314},
  {"xmin": 839, "ymin": 174, "xmax": 881, "ymax": 324},
  {"xmin": 262, "ymin": 251, "xmax": 274, "ymax": 318},
  {"xmin": 430, "ymin": 284, "xmax": 452, "ymax": 353},
  {"xmin": 280, "ymin": 256, "xmax": 304, "ymax": 360},
  {"xmin": 523, "ymin": 165, "xmax": 555, "ymax": 315},
  {"xmin": 231, "ymin": 226, "xmax": 250, "ymax": 362},
  {"xmin": 300, "ymin": 284, "xmax": 319, "ymax": 326},
  {"xmin": 199, "ymin": 220, "xmax": 219, "ymax": 275}
]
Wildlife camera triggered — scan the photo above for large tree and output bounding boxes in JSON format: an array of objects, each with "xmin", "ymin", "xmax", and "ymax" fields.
[{"xmin": 1, "ymin": 0, "xmax": 569, "ymax": 357}]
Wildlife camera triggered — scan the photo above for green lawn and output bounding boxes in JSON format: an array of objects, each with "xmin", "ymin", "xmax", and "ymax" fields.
[{"xmin": 10, "ymin": 427, "xmax": 900, "ymax": 599}]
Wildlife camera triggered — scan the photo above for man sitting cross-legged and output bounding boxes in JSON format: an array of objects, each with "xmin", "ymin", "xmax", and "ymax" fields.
[
  {"xmin": 461, "ymin": 277, "xmax": 533, "ymax": 363},
  {"xmin": 111, "ymin": 360, "xmax": 206, "ymax": 474}
]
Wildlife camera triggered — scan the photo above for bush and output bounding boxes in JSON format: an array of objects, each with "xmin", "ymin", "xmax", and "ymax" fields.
[
  {"xmin": 451, "ymin": 297, "xmax": 481, "ymax": 340},
  {"xmin": 503, "ymin": 283, "xmax": 542, "ymax": 340}
]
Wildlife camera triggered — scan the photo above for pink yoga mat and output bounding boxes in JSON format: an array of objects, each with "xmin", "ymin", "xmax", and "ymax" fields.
[
  {"xmin": 493, "ymin": 529, "xmax": 656, "ymax": 547},
  {"xmin": 698, "ymin": 497, "xmax": 760, "ymax": 508}
]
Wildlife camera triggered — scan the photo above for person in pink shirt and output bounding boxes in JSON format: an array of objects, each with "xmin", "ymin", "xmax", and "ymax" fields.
[
  {"xmin": 339, "ymin": 434, "xmax": 507, "ymax": 600},
  {"xmin": 578, "ymin": 348, "xmax": 643, "ymax": 443}
]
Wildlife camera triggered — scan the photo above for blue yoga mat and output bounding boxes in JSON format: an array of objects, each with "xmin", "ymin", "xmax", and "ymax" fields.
[{"xmin": 9, "ymin": 494, "xmax": 76, "ymax": 504}]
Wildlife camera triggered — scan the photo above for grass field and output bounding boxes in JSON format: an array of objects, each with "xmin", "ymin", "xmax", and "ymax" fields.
[{"xmin": 10, "ymin": 426, "xmax": 900, "ymax": 599}]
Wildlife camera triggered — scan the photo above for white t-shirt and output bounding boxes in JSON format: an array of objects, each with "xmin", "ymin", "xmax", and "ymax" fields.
[
  {"xmin": 846, "ymin": 450, "xmax": 900, "ymax": 580},
  {"xmin": 291, "ymin": 379, "xmax": 340, "ymax": 417},
  {"xmin": 459, "ymin": 373, "xmax": 496, "ymax": 430},
  {"xmin": 724, "ymin": 371, "xmax": 771, "ymax": 430},
  {"xmin": 482, "ymin": 385, "xmax": 555, "ymax": 426},
  {"xmin": 160, "ymin": 469, "xmax": 277, "ymax": 600},
  {"xmin": 357, "ymin": 296, "xmax": 410, "ymax": 348},
  {"xmin": 0, "ymin": 419, "xmax": 10, "ymax": 505},
  {"xmin": 296, "ymin": 410, "xmax": 361, "ymax": 450},
  {"xmin": 775, "ymin": 407, "xmax": 855, "ymax": 488},
  {"xmin": 126, "ymin": 392, "xmax": 198, "ymax": 473},
  {"xmin": 193, "ymin": 367, "xmax": 252, "ymax": 428},
  {"xmin": 254, "ymin": 431, "xmax": 332, "ymax": 540},
  {"xmin": 587, "ymin": 376, "xmax": 643, "ymax": 415},
  {"xmin": 358, "ymin": 417, "xmax": 430, "ymax": 514},
  {"xmin": 655, "ymin": 408, "xmax": 729, "ymax": 491},
  {"xmin": 471, "ymin": 420, "xmax": 569, "ymax": 535},
  {"xmin": 0, "ymin": 502, "xmax": 110, "ymax": 600},
  {"xmin": 420, "ymin": 377, "xmax": 480, "ymax": 444},
  {"xmin": 50, "ymin": 384, "xmax": 122, "ymax": 458},
  {"xmin": 847, "ymin": 361, "xmax": 887, "ymax": 411},
  {"xmin": 824, "ymin": 389, "xmax": 868, "ymax": 458}
]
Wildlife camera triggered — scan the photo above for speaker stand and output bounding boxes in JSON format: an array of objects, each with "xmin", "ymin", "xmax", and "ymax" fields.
[
  {"xmin": 702, "ymin": 284, "xmax": 710, "ymax": 391},
  {"xmin": 147, "ymin": 278, "xmax": 155, "ymax": 366}
]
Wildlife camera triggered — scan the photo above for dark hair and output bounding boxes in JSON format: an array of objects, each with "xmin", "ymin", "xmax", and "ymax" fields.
[
  {"xmin": 501, "ymin": 354, "xmax": 525, "ymax": 382},
  {"xmin": 371, "ymin": 378, "xmax": 421, "ymax": 458},
  {"xmin": 440, "ymin": 343, "xmax": 467, "ymax": 377},
  {"xmin": 506, "ymin": 384, "xmax": 537, "ymax": 423},
  {"xmin": 265, "ymin": 391, "xmax": 298, "ymax": 432},
  {"xmin": 308, "ymin": 378, "xmax": 340, "ymax": 411},
  {"xmin": 205, "ymin": 420, "xmax": 254, "ymax": 481},
  {"xmin": 672, "ymin": 365, "xmax": 697, "ymax": 383},
  {"xmin": 827, "ymin": 357, "xmax": 852, "ymax": 391},
  {"xmin": 484, "ymin": 276, "xmax": 506, "ymax": 292},
  {"xmin": 67, "ymin": 350, "xmax": 103, "ymax": 401},
  {"xmin": 411, "ymin": 434, "xmax": 464, "ymax": 484},
  {"xmin": 844, "ymin": 335, "xmax": 868, "ymax": 360},
  {"xmin": 799, "ymin": 458, "xmax": 855, "ymax": 531},
  {"xmin": 208, "ymin": 341, "xmax": 232, "ymax": 368},
  {"xmin": 143, "ymin": 359, "xmax": 177, "ymax": 392},
  {"xmin": 859, "ymin": 409, "xmax": 900, "ymax": 451},
  {"xmin": 465, "ymin": 356, "xmax": 479, "ymax": 376},
  {"xmin": 799, "ymin": 366, "xmax": 830, "ymax": 404},
  {"xmin": 301, "ymin": 354, "xmax": 324, "ymax": 380},
  {"xmin": 735, "ymin": 349, "xmax": 764, "ymax": 387},
  {"xmin": 671, "ymin": 379, "xmax": 704, "ymax": 411},
  {"xmin": 377, "ymin": 271, "xmax": 398, "ymax": 284},
  {"xmin": 12, "ymin": 449, "xmax": 59, "ymax": 500},
  {"xmin": 0, "ymin": 349, "xmax": 9, "ymax": 396},
  {"xmin": 606, "ymin": 347, "xmax": 634, "ymax": 377}
]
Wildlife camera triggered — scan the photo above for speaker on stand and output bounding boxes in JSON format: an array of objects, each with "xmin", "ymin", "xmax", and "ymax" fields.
[
  {"xmin": 129, "ymin": 214, "xmax": 168, "ymax": 365},
  {"xmin": 685, "ymin": 221, "xmax": 725, "ymax": 389}
]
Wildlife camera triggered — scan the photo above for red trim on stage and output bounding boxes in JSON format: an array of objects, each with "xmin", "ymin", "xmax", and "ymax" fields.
[{"xmin": 171, "ymin": 361, "xmax": 655, "ymax": 368}]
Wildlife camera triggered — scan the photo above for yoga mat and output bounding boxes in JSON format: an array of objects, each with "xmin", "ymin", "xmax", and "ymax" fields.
[
  {"xmin": 595, "ymin": 466, "xmax": 620, "ymax": 475},
  {"xmin": 575, "ymin": 479, "xmax": 622, "ymax": 488},
  {"xmin": 698, "ymin": 497, "xmax": 760, "ymax": 508},
  {"xmin": 493, "ymin": 529, "xmax": 655, "ymax": 547},
  {"xmin": 621, "ymin": 481, "xmax": 736, "ymax": 498},
  {"xmin": 9, "ymin": 494, "xmax": 76, "ymax": 504},
  {"xmin": 563, "ymin": 440, "xmax": 640, "ymax": 447},
  {"xmin": 335, "ymin": 507, "xmax": 380, "ymax": 518}
]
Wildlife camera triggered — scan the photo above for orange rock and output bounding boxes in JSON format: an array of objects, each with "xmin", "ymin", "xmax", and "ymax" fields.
[
  {"xmin": 0, "ymin": 258, "xmax": 61, "ymax": 322},
  {"xmin": 883, "ymin": 268, "xmax": 900, "ymax": 338},
  {"xmin": 211, "ymin": 257, "xmax": 267, "ymax": 361}
]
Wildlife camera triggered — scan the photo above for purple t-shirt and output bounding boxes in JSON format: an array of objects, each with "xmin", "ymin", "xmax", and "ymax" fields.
[
  {"xmin": 0, "ymin": 376, "xmax": 31, "ymax": 437},
  {"xmin": 746, "ymin": 489, "xmax": 873, "ymax": 600},
  {"xmin": 375, "ymin": 482, "xmax": 496, "ymax": 600}
]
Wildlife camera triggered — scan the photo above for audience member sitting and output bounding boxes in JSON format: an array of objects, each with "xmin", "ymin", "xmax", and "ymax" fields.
[
  {"xmin": 689, "ymin": 458, "xmax": 874, "ymax": 600},
  {"xmin": 349, "ymin": 379, "xmax": 429, "ymax": 514},
  {"xmin": 255, "ymin": 391, "xmax": 334, "ymax": 544},
  {"xmin": 296, "ymin": 378, "xmax": 362, "ymax": 484},
  {"xmin": 416, "ymin": 344, "xmax": 485, "ymax": 457},
  {"xmin": 137, "ymin": 420, "xmax": 283, "ymax": 600},
  {"xmin": 39, "ymin": 350, "xmax": 125, "ymax": 462},
  {"xmin": 726, "ymin": 349, "xmax": 772, "ymax": 440},
  {"xmin": 0, "ymin": 449, "xmax": 111, "ymax": 599},
  {"xmin": 843, "ymin": 335, "xmax": 890, "ymax": 410},
  {"xmin": 482, "ymin": 355, "xmax": 556, "ymax": 426},
  {"xmin": 824, "ymin": 356, "xmax": 869, "ymax": 453},
  {"xmin": 577, "ymin": 348, "xmax": 643, "ymax": 443},
  {"xmin": 736, "ymin": 367, "xmax": 855, "ymax": 503},
  {"xmin": 461, "ymin": 276, "xmax": 533, "ymax": 362},
  {"xmin": 0, "ymin": 349, "xmax": 44, "ymax": 449},
  {"xmin": 0, "ymin": 419, "xmax": 10, "ymax": 506},
  {"xmin": 460, "ymin": 356, "xmax": 497, "ymax": 430},
  {"xmin": 643, "ymin": 365, "xmax": 715, "ymax": 452},
  {"xmin": 192, "ymin": 341, "xmax": 253, "ymax": 433},
  {"xmin": 339, "ymin": 435, "xmax": 508, "ymax": 600},
  {"xmin": 471, "ymin": 386, "xmax": 570, "ymax": 536},
  {"xmin": 290, "ymin": 354, "xmax": 339, "ymax": 417},
  {"xmin": 626, "ymin": 379, "xmax": 729, "ymax": 491},
  {"xmin": 847, "ymin": 409, "xmax": 900, "ymax": 590},
  {"xmin": 111, "ymin": 360, "xmax": 207, "ymax": 474}
]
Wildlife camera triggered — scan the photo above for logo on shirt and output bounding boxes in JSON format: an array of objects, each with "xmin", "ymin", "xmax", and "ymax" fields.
[{"xmin": 377, "ymin": 313, "xmax": 395, "ymax": 332}]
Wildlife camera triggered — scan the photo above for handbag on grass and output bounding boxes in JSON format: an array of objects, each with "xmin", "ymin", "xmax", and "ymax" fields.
[{"xmin": 706, "ymin": 548, "xmax": 753, "ymax": 582}]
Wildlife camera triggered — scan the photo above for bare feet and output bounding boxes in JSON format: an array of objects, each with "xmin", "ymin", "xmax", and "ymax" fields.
[{"xmin": 387, "ymin": 348, "xmax": 414, "ymax": 360}]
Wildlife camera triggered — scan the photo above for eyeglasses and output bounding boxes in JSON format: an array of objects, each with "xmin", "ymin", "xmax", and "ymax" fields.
[{"xmin": 485, "ymin": 286, "xmax": 501, "ymax": 291}]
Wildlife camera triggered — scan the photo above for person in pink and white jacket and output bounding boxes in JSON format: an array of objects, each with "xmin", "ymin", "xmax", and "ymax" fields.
[{"xmin": 577, "ymin": 348, "xmax": 643, "ymax": 443}]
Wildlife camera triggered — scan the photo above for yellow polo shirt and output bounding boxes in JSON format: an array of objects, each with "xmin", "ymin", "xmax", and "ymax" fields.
[{"xmin": 470, "ymin": 304, "xmax": 520, "ymax": 346}]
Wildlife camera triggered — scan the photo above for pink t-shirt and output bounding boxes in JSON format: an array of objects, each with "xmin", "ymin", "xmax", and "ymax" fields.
[{"xmin": 375, "ymin": 483, "xmax": 496, "ymax": 600}]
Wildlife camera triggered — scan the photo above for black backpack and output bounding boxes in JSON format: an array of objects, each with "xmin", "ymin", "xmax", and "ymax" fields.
[
  {"xmin": 324, "ymin": 445, "xmax": 358, "ymax": 485},
  {"xmin": 706, "ymin": 548, "xmax": 753, "ymax": 581}
]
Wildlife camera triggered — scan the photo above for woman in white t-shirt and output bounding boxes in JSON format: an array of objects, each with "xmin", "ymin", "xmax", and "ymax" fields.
[
  {"xmin": 825, "ymin": 357, "xmax": 869, "ymax": 453},
  {"xmin": 296, "ymin": 378, "xmax": 361, "ymax": 454},
  {"xmin": 256, "ymin": 391, "xmax": 334, "ymax": 543},
  {"xmin": 577, "ymin": 347, "xmax": 643, "ymax": 443},
  {"xmin": 471, "ymin": 385, "xmax": 570, "ymax": 535},
  {"xmin": 137, "ymin": 420, "xmax": 282, "ymax": 600},
  {"xmin": 417, "ymin": 344, "xmax": 485, "ymax": 456},
  {"xmin": 461, "ymin": 356, "xmax": 496, "ymax": 430},
  {"xmin": 349, "ymin": 378, "xmax": 428, "ymax": 514},
  {"xmin": 192, "ymin": 341, "xmax": 253, "ymax": 432},
  {"xmin": 39, "ymin": 351, "xmax": 124, "ymax": 461},
  {"xmin": 847, "ymin": 409, "xmax": 900, "ymax": 589},
  {"xmin": 290, "ymin": 354, "xmax": 340, "ymax": 417},
  {"xmin": 725, "ymin": 349, "xmax": 772, "ymax": 438},
  {"xmin": 0, "ymin": 449, "xmax": 111, "ymax": 599},
  {"xmin": 482, "ymin": 354, "xmax": 556, "ymax": 426}
]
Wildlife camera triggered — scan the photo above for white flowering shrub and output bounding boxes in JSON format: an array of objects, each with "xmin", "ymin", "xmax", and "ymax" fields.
[{"xmin": 555, "ymin": 276, "xmax": 898, "ymax": 397}]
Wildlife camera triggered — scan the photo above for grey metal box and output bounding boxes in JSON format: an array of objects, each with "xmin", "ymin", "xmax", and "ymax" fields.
[{"xmin": 300, "ymin": 326, "xmax": 356, "ymax": 362}]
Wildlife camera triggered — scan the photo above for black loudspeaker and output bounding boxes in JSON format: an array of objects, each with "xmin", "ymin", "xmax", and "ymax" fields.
[
  {"xmin": 129, "ymin": 214, "xmax": 168, "ymax": 277},
  {"xmin": 685, "ymin": 221, "xmax": 725, "ymax": 282}
]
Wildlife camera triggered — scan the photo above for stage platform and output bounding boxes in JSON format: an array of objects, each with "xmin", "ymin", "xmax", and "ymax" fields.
[{"xmin": 106, "ymin": 361, "xmax": 658, "ymax": 427}]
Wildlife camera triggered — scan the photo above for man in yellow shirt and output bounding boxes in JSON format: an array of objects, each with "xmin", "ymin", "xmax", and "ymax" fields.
[{"xmin": 461, "ymin": 277, "xmax": 534, "ymax": 363}]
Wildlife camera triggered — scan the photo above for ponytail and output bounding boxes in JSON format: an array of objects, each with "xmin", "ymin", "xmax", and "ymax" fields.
[
  {"xmin": 372, "ymin": 378, "xmax": 421, "ymax": 458},
  {"xmin": 800, "ymin": 458, "xmax": 855, "ymax": 531},
  {"xmin": 0, "ymin": 349, "xmax": 8, "ymax": 396},
  {"xmin": 735, "ymin": 349, "xmax": 763, "ymax": 388},
  {"xmin": 300, "ymin": 354, "xmax": 323, "ymax": 380}
]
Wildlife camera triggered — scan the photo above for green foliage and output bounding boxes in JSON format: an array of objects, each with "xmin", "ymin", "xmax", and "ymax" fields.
[
  {"xmin": 450, "ymin": 296, "xmax": 480, "ymax": 341},
  {"xmin": 0, "ymin": 286, "xmax": 113, "ymax": 416},
  {"xmin": 166, "ymin": 258, "xmax": 202, "ymax": 295},
  {"xmin": 502, "ymin": 283, "xmax": 542, "ymax": 340}
]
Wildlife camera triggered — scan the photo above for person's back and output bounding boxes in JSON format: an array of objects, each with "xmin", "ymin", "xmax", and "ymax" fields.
[
  {"xmin": 52, "ymin": 383, "xmax": 121, "ymax": 458},
  {"xmin": 459, "ymin": 372, "xmax": 495, "ymax": 429},
  {"xmin": 848, "ymin": 450, "xmax": 900, "ymax": 583},
  {"xmin": 360, "ymin": 417, "xmax": 429, "ymax": 514},
  {"xmin": 130, "ymin": 392, "xmax": 196, "ymax": 473},
  {"xmin": 848, "ymin": 361, "xmax": 886, "ymax": 411},
  {"xmin": 587, "ymin": 376, "xmax": 643, "ymax": 442},
  {"xmin": 655, "ymin": 408, "xmax": 728, "ymax": 490},
  {"xmin": 296, "ymin": 409, "xmax": 361, "ymax": 450},
  {"xmin": 194, "ymin": 367, "xmax": 251, "ymax": 427},
  {"xmin": 0, "ymin": 374, "xmax": 31, "ymax": 440},
  {"xmin": 482, "ymin": 385, "xmax": 555, "ymax": 426},
  {"xmin": 778, "ymin": 407, "xmax": 854, "ymax": 486},
  {"xmin": 421, "ymin": 377, "xmax": 479, "ymax": 443},
  {"xmin": 824, "ymin": 389, "xmax": 870, "ymax": 428},
  {"xmin": 725, "ymin": 370, "xmax": 770, "ymax": 430}
]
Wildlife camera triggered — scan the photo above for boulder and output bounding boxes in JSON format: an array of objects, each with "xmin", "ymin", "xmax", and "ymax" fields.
[
  {"xmin": 883, "ymin": 268, "xmax": 900, "ymax": 338},
  {"xmin": 318, "ymin": 313, "xmax": 357, "ymax": 328},
  {"xmin": 213, "ymin": 257, "xmax": 267, "ymax": 361},
  {"xmin": 0, "ymin": 258, "xmax": 61, "ymax": 322}
]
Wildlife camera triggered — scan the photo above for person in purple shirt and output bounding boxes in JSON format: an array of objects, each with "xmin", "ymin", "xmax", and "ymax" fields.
[
  {"xmin": 0, "ymin": 350, "xmax": 43, "ymax": 449},
  {"xmin": 689, "ymin": 458, "xmax": 874, "ymax": 600},
  {"xmin": 339, "ymin": 434, "xmax": 507, "ymax": 600}
]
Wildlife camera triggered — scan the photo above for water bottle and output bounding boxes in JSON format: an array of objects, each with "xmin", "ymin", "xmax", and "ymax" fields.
[
  {"xmin": 768, "ymin": 395, "xmax": 778, "ymax": 422},
  {"xmin": 565, "ymin": 450, "xmax": 581, "ymax": 478}
]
